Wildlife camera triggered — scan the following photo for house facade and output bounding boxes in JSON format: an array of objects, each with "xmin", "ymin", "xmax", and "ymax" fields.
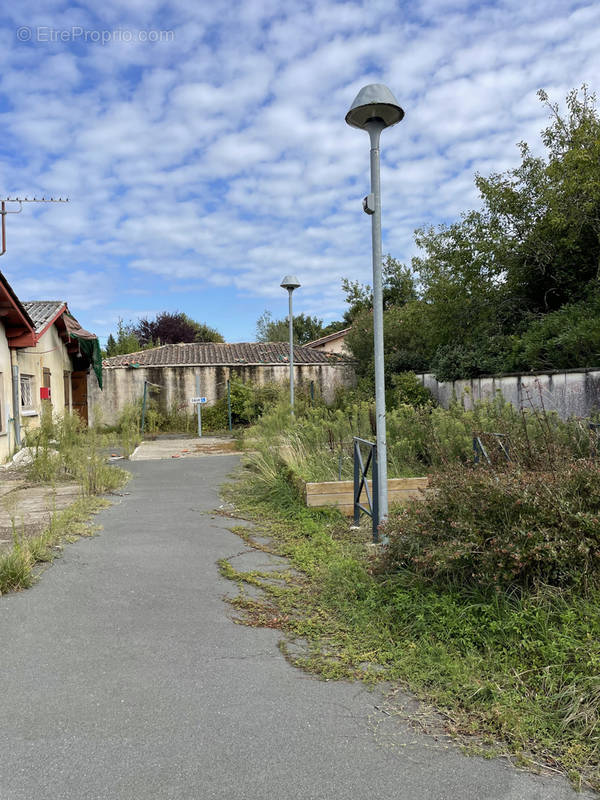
[
  {"xmin": 88, "ymin": 342, "xmax": 356, "ymax": 426},
  {"xmin": 19, "ymin": 302, "xmax": 102, "ymax": 429},
  {"xmin": 0, "ymin": 272, "xmax": 36, "ymax": 462},
  {"xmin": 304, "ymin": 327, "xmax": 351, "ymax": 356},
  {"xmin": 0, "ymin": 271, "xmax": 101, "ymax": 462}
]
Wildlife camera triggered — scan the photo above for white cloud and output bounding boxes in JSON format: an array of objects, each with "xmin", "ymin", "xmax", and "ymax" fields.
[{"xmin": 0, "ymin": 0, "xmax": 596, "ymax": 341}]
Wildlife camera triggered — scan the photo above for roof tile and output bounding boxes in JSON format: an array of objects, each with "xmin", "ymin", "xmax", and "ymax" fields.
[
  {"xmin": 103, "ymin": 342, "xmax": 350, "ymax": 368},
  {"xmin": 21, "ymin": 301, "xmax": 66, "ymax": 333}
]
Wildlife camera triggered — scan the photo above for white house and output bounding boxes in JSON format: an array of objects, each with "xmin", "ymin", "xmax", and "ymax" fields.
[{"xmin": 0, "ymin": 270, "xmax": 101, "ymax": 463}]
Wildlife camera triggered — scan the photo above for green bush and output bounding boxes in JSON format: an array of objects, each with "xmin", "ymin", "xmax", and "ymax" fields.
[
  {"xmin": 382, "ymin": 460, "xmax": 600, "ymax": 593},
  {"xmin": 430, "ymin": 337, "xmax": 513, "ymax": 381},
  {"xmin": 25, "ymin": 410, "xmax": 128, "ymax": 494},
  {"xmin": 201, "ymin": 399, "xmax": 228, "ymax": 431},
  {"xmin": 229, "ymin": 377, "xmax": 284, "ymax": 423},
  {"xmin": 509, "ymin": 292, "xmax": 600, "ymax": 371},
  {"xmin": 388, "ymin": 371, "xmax": 435, "ymax": 408}
]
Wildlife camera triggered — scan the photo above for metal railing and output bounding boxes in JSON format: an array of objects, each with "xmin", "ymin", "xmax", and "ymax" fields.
[
  {"xmin": 353, "ymin": 437, "xmax": 380, "ymax": 542},
  {"xmin": 473, "ymin": 433, "xmax": 510, "ymax": 465}
]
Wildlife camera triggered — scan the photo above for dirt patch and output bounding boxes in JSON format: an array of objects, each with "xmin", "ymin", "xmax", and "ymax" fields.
[
  {"xmin": 193, "ymin": 440, "xmax": 238, "ymax": 454},
  {"xmin": 0, "ymin": 472, "xmax": 80, "ymax": 551},
  {"xmin": 131, "ymin": 437, "xmax": 239, "ymax": 460}
]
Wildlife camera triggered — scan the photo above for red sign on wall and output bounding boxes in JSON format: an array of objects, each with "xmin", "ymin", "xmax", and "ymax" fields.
[{"xmin": 40, "ymin": 387, "xmax": 51, "ymax": 400}]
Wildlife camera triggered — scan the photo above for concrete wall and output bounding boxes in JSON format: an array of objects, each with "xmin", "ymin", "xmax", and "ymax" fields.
[
  {"xmin": 16, "ymin": 325, "xmax": 74, "ymax": 438},
  {"xmin": 88, "ymin": 362, "xmax": 356, "ymax": 426},
  {"xmin": 418, "ymin": 369, "xmax": 600, "ymax": 419},
  {"xmin": 0, "ymin": 323, "xmax": 11, "ymax": 463}
]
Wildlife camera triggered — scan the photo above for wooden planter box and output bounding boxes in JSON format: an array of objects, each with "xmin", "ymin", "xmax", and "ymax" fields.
[{"xmin": 305, "ymin": 477, "xmax": 429, "ymax": 516}]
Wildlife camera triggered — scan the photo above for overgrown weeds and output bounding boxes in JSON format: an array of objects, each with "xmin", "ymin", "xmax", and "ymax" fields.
[
  {"xmin": 25, "ymin": 407, "xmax": 128, "ymax": 494},
  {"xmin": 224, "ymin": 397, "xmax": 600, "ymax": 791},
  {"xmin": 0, "ymin": 409, "xmax": 128, "ymax": 595},
  {"xmin": 0, "ymin": 497, "xmax": 109, "ymax": 595},
  {"xmin": 382, "ymin": 459, "xmax": 600, "ymax": 593},
  {"xmin": 243, "ymin": 390, "xmax": 594, "ymax": 483}
]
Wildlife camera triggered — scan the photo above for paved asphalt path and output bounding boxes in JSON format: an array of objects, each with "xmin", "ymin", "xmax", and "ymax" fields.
[{"xmin": 0, "ymin": 456, "xmax": 595, "ymax": 800}]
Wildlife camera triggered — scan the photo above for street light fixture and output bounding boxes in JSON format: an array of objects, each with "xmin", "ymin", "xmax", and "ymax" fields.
[
  {"xmin": 280, "ymin": 274, "xmax": 301, "ymax": 414},
  {"xmin": 346, "ymin": 83, "xmax": 404, "ymax": 523}
]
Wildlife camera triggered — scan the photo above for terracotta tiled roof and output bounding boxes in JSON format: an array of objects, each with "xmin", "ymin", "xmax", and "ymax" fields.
[
  {"xmin": 103, "ymin": 342, "xmax": 350, "ymax": 368},
  {"xmin": 21, "ymin": 301, "xmax": 66, "ymax": 333}
]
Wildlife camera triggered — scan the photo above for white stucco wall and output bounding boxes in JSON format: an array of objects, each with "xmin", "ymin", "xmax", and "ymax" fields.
[
  {"xmin": 16, "ymin": 325, "xmax": 74, "ymax": 437},
  {"xmin": 88, "ymin": 362, "xmax": 357, "ymax": 426},
  {"xmin": 0, "ymin": 323, "xmax": 12, "ymax": 463},
  {"xmin": 309, "ymin": 336, "xmax": 349, "ymax": 356}
]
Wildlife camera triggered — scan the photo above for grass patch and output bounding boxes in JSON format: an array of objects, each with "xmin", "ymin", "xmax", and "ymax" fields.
[
  {"xmin": 2, "ymin": 407, "xmax": 130, "ymax": 596},
  {"xmin": 222, "ymin": 459, "xmax": 600, "ymax": 792},
  {"xmin": 0, "ymin": 496, "xmax": 111, "ymax": 596}
]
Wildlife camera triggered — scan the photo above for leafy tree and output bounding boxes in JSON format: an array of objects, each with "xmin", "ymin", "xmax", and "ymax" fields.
[
  {"xmin": 509, "ymin": 288, "xmax": 600, "ymax": 371},
  {"xmin": 135, "ymin": 311, "xmax": 224, "ymax": 346},
  {"xmin": 103, "ymin": 319, "xmax": 141, "ymax": 357},
  {"xmin": 320, "ymin": 320, "xmax": 349, "ymax": 337},
  {"xmin": 345, "ymin": 300, "xmax": 434, "ymax": 386},
  {"xmin": 341, "ymin": 254, "xmax": 417, "ymax": 323},
  {"xmin": 410, "ymin": 85, "xmax": 600, "ymax": 380},
  {"xmin": 104, "ymin": 333, "xmax": 117, "ymax": 357},
  {"xmin": 343, "ymin": 87, "xmax": 600, "ymax": 383},
  {"xmin": 255, "ymin": 310, "xmax": 325, "ymax": 345}
]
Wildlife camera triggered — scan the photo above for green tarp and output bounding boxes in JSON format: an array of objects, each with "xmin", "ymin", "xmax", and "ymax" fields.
[{"xmin": 63, "ymin": 312, "xmax": 103, "ymax": 389}]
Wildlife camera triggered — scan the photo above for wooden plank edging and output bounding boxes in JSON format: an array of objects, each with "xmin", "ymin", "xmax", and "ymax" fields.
[{"xmin": 305, "ymin": 476, "xmax": 429, "ymax": 515}]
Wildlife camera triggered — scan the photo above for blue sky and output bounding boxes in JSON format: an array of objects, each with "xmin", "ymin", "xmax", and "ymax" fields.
[{"xmin": 0, "ymin": 0, "xmax": 598, "ymax": 346}]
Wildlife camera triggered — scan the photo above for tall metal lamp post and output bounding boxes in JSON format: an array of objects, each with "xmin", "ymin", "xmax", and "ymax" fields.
[
  {"xmin": 346, "ymin": 84, "xmax": 404, "ymax": 522},
  {"xmin": 280, "ymin": 275, "xmax": 301, "ymax": 414}
]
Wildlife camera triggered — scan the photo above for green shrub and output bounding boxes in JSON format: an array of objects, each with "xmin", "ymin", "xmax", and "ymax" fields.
[
  {"xmin": 201, "ymin": 399, "xmax": 228, "ymax": 431},
  {"xmin": 509, "ymin": 290, "xmax": 600, "ymax": 372},
  {"xmin": 24, "ymin": 411, "xmax": 128, "ymax": 494},
  {"xmin": 229, "ymin": 377, "xmax": 284, "ymax": 423},
  {"xmin": 430, "ymin": 337, "xmax": 513, "ymax": 381},
  {"xmin": 388, "ymin": 371, "xmax": 435, "ymax": 408},
  {"xmin": 382, "ymin": 460, "xmax": 600, "ymax": 593}
]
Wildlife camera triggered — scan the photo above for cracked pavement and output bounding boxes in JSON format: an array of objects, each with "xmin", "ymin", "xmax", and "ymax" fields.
[{"xmin": 0, "ymin": 455, "xmax": 595, "ymax": 799}]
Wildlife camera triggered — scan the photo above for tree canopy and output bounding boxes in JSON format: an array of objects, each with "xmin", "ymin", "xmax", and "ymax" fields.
[
  {"xmin": 255, "ymin": 310, "xmax": 331, "ymax": 345},
  {"xmin": 135, "ymin": 311, "xmax": 223, "ymax": 347},
  {"xmin": 103, "ymin": 311, "xmax": 224, "ymax": 357},
  {"xmin": 344, "ymin": 86, "xmax": 600, "ymax": 383}
]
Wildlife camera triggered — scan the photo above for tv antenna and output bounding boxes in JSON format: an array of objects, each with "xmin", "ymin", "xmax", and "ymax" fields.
[{"xmin": 0, "ymin": 196, "xmax": 69, "ymax": 256}]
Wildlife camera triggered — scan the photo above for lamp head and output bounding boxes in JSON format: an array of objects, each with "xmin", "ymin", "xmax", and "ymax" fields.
[
  {"xmin": 280, "ymin": 275, "xmax": 301, "ymax": 291},
  {"xmin": 345, "ymin": 83, "xmax": 404, "ymax": 130}
]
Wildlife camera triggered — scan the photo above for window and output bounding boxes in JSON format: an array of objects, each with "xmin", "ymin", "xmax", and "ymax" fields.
[{"xmin": 20, "ymin": 374, "xmax": 34, "ymax": 410}]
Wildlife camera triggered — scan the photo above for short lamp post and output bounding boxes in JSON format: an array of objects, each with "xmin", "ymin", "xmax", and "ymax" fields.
[
  {"xmin": 346, "ymin": 84, "xmax": 404, "ymax": 522},
  {"xmin": 280, "ymin": 275, "xmax": 301, "ymax": 414}
]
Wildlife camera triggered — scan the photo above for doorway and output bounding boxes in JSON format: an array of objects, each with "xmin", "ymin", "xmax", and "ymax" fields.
[{"xmin": 71, "ymin": 371, "xmax": 88, "ymax": 424}]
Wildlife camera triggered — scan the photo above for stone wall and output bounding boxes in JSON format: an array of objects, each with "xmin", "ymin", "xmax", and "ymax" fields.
[
  {"xmin": 418, "ymin": 369, "xmax": 600, "ymax": 419},
  {"xmin": 88, "ymin": 362, "xmax": 356, "ymax": 426}
]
